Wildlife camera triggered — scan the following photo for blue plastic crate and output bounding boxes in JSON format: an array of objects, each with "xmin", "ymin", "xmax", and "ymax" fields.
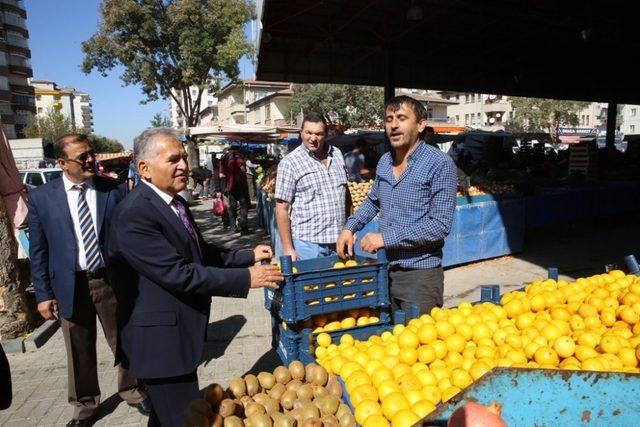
[
  {"xmin": 270, "ymin": 315, "xmax": 301, "ymax": 365},
  {"xmin": 265, "ymin": 252, "xmax": 389, "ymax": 324}
]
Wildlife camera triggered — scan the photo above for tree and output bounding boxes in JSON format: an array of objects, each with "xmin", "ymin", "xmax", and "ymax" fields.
[
  {"xmin": 288, "ymin": 84, "xmax": 384, "ymax": 131},
  {"xmin": 81, "ymin": 0, "xmax": 255, "ymax": 167},
  {"xmin": 150, "ymin": 113, "xmax": 173, "ymax": 128},
  {"xmin": 506, "ymin": 97, "xmax": 590, "ymax": 143},
  {"xmin": 24, "ymin": 108, "xmax": 74, "ymax": 142},
  {"xmin": 88, "ymin": 134, "xmax": 124, "ymax": 153}
]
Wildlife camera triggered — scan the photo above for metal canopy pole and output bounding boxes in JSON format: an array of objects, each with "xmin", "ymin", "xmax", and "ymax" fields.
[
  {"xmin": 606, "ymin": 101, "xmax": 618, "ymax": 150},
  {"xmin": 384, "ymin": 46, "xmax": 395, "ymax": 103}
]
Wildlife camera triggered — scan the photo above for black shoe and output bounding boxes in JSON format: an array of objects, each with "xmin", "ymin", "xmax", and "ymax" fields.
[
  {"xmin": 66, "ymin": 419, "xmax": 92, "ymax": 427},
  {"xmin": 129, "ymin": 398, "xmax": 153, "ymax": 416}
]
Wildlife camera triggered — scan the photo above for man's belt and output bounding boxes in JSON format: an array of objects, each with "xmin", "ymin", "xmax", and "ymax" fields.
[{"xmin": 78, "ymin": 268, "xmax": 107, "ymax": 281}]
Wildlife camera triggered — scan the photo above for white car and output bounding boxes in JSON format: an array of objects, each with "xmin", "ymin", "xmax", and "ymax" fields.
[{"xmin": 19, "ymin": 168, "xmax": 63, "ymax": 189}]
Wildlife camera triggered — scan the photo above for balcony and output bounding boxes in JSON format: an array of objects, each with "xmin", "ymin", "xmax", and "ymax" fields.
[
  {"xmin": 6, "ymin": 34, "xmax": 28, "ymax": 49},
  {"xmin": 0, "ymin": 1, "xmax": 26, "ymax": 9},
  {"xmin": 483, "ymin": 100, "xmax": 510, "ymax": 114},
  {"xmin": 2, "ymin": 12, "xmax": 26, "ymax": 28}
]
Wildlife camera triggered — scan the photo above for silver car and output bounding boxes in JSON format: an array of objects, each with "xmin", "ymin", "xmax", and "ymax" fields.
[{"xmin": 19, "ymin": 168, "xmax": 63, "ymax": 189}]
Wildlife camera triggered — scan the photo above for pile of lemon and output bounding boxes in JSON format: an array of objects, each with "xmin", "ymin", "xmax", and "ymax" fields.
[{"xmin": 313, "ymin": 270, "xmax": 640, "ymax": 427}]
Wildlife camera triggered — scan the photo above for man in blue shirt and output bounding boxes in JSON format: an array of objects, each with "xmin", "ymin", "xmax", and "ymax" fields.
[
  {"xmin": 344, "ymin": 140, "xmax": 366, "ymax": 182},
  {"xmin": 336, "ymin": 95, "xmax": 457, "ymax": 315}
]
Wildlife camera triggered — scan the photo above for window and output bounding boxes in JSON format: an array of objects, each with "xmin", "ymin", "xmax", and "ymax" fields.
[
  {"xmin": 427, "ymin": 108, "xmax": 433, "ymax": 119},
  {"xmin": 36, "ymin": 95, "xmax": 41, "ymax": 100},
  {"xmin": 26, "ymin": 173, "xmax": 44, "ymax": 186},
  {"xmin": 471, "ymin": 94, "xmax": 475, "ymax": 103},
  {"xmin": 632, "ymin": 108, "xmax": 637, "ymax": 117},
  {"xmin": 456, "ymin": 115, "xmax": 459, "ymax": 123},
  {"xmin": 191, "ymin": 88, "xmax": 197, "ymax": 97},
  {"xmin": 37, "ymin": 107, "xmax": 42, "ymax": 113},
  {"xmin": 630, "ymin": 125, "xmax": 636, "ymax": 133},
  {"xmin": 43, "ymin": 171, "xmax": 62, "ymax": 182},
  {"xmin": 255, "ymin": 107, "xmax": 261, "ymax": 123},
  {"xmin": 586, "ymin": 116, "xmax": 589, "ymax": 126},
  {"xmin": 465, "ymin": 114, "xmax": 469, "ymax": 125},
  {"xmin": 265, "ymin": 104, "xmax": 271, "ymax": 122},
  {"xmin": 465, "ymin": 94, "xmax": 469, "ymax": 103}
]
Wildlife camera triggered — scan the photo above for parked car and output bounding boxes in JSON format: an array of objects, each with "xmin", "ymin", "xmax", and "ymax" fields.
[{"xmin": 19, "ymin": 168, "xmax": 63, "ymax": 189}]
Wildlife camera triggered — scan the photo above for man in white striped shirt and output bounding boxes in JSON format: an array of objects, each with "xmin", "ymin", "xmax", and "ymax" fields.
[{"xmin": 275, "ymin": 113, "xmax": 349, "ymax": 260}]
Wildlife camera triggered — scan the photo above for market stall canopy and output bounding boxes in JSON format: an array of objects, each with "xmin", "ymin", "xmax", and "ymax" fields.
[
  {"xmin": 188, "ymin": 124, "xmax": 299, "ymax": 143},
  {"xmin": 255, "ymin": 0, "xmax": 639, "ymax": 104}
]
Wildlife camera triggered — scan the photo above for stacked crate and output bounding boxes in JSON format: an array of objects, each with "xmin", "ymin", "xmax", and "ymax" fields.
[
  {"xmin": 569, "ymin": 141, "xmax": 598, "ymax": 179},
  {"xmin": 265, "ymin": 251, "xmax": 391, "ymax": 365}
]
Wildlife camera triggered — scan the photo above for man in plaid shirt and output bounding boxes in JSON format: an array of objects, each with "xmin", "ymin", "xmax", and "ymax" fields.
[
  {"xmin": 337, "ymin": 96, "xmax": 457, "ymax": 315},
  {"xmin": 275, "ymin": 113, "xmax": 348, "ymax": 260}
]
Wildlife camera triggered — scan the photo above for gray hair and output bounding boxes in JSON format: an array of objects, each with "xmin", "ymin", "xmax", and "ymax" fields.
[{"xmin": 133, "ymin": 127, "xmax": 182, "ymax": 162}]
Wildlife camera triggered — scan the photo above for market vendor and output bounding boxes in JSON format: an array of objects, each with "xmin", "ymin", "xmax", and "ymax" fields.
[
  {"xmin": 275, "ymin": 113, "xmax": 348, "ymax": 261},
  {"xmin": 336, "ymin": 95, "xmax": 457, "ymax": 315}
]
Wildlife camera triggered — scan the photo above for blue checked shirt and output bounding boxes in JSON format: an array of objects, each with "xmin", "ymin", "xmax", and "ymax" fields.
[
  {"xmin": 275, "ymin": 144, "xmax": 347, "ymax": 244},
  {"xmin": 344, "ymin": 142, "xmax": 457, "ymax": 268}
]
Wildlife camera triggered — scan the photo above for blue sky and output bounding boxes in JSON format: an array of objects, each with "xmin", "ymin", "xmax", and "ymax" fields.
[{"xmin": 25, "ymin": 0, "xmax": 254, "ymax": 149}]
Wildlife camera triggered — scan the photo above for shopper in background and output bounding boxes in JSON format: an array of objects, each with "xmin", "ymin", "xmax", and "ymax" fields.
[
  {"xmin": 275, "ymin": 113, "xmax": 348, "ymax": 261},
  {"xmin": 336, "ymin": 96, "xmax": 457, "ymax": 316},
  {"xmin": 220, "ymin": 143, "xmax": 251, "ymax": 235}
]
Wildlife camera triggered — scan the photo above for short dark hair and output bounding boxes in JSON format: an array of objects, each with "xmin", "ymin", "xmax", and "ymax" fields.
[
  {"xmin": 384, "ymin": 95, "xmax": 428, "ymax": 123},
  {"xmin": 301, "ymin": 112, "xmax": 328, "ymax": 132},
  {"xmin": 424, "ymin": 126, "xmax": 435, "ymax": 134},
  {"xmin": 54, "ymin": 133, "xmax": 90, "ymax": 159},
  {"xmin": 355, "ymin": 138, "xmax": 367, "ymax": 149}
]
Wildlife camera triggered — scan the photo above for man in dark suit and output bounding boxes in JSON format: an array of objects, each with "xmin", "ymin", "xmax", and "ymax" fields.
[
  {"xmin": 107, "ymin": 128, "xmax": 282, "ymax": 427},
  {"xmin": 28, "ymin": 134, "xmax": 151, "ymax": 427}
]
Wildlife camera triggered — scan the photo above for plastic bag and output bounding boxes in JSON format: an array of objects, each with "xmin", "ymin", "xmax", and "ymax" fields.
[{"xmin": 213, "ymin": 197, "xmax": 228, "ymax": 217}]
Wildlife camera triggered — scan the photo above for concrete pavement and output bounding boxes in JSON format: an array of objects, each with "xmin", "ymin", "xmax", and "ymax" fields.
[{"xmin": 2, "ymin": 198, "xmax": 638, "ymax": 426}]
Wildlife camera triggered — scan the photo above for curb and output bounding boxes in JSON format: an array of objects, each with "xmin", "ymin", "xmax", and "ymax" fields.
[
  {"xmin": 24, "ymin": 319, "xmax": 60, "ymax": 351},
  {"xmin": 0, "ymin": 320, "xmax": 59, "ymax": 354}
]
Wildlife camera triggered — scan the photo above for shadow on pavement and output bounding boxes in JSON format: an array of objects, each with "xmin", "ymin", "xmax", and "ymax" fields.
[
  {"xmin": 243, "ymin": 348, "xmax": 281, "ymax": 376},
  {"xmin": 91, "ymin": 393, "xmax": 125, "ymax": 425},
  {"xmin": 202, "ymin": 315, "xmax": 247, "ymax": 364}
]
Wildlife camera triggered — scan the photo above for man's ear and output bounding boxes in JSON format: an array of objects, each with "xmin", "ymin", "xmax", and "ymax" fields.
[
  {"xmin": 417, "ymin": 118, "xmax": 428, "ymax": 134},
  {"xmin": 138, "ymin": 160, "xmax": 151, "ymax": 180}
]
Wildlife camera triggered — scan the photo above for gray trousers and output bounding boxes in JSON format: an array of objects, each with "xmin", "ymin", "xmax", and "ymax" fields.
[{"xmin": 388, "ymin": 266, "xmax": 444, "ymax": 318}]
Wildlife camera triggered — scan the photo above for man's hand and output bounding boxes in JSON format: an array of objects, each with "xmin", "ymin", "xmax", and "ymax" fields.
[
  {"xmin": 253, "ymin": 245, "xmax": 274, "ymax": 263},
  {"xmin": 282, "ymin": 247, "xmax": 299, "ymax": 262},
  {"xmin": 336, "ymin": 229, "xmax": 356, "ymax": 259},
  {"xmin": 248, "ymin": 264, "xmax": 284, "ymax": 289},
  {"xmin": 37, "ymin": 299, "xmax": 58, "ymax": 320},
  {"xmin": 360, "ymin": 232, "xmax": 384, "ymax": 253}
]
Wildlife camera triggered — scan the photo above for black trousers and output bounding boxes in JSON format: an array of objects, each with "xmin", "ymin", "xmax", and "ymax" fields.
[
  {"xmin": 143, "ymin": 372, "xmax": 200, "ymax": 427},
  {"xmin": 227, "ymin": 188, "xmax": 250, "ymax": 231},
  {"xmin": 0, "ymin": 344, "xmax": 10, "ymax": 410},
  {"xmin": 389, "ymin": 266, "xmax": 444, "ymax": 318}
]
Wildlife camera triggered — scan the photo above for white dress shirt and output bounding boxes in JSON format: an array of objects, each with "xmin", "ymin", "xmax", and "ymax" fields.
[
  {"xmin": 140, "ymin": 179, "xmax": 179, "ymax": 217},
  {"xmin": 63, "ymin": 174, "xmax": 98, "ymax": 271}
]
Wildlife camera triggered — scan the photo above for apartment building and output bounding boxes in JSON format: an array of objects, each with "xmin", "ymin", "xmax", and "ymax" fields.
[
  {"xmin": 170, "ymin": 83, "xmax": 219, "ymax": 130},
  {"xmin": 439, "ymin": 91, "xmax": 512, "ymax": 129},
  {"xmin": 216, "ymin": 80, "xmax": 292, "ymax": 126},
  {"xmin": 0, "ymin": 0, "xmax": 35, "ymax": 139},
  {"xmin": 30, "ymin": 79, "xmax": 94, "ymax": 134},
  {"xmin": 620, "ymin": 104, "xmax": 640, "ymax": 136}
]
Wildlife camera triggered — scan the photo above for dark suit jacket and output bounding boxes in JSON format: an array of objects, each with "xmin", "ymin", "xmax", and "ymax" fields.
[
  {"xmin": 106, "ymin": 182, "xmax": 254, "ymax": 379},
  {"xmin": 28, "ymin": 175, "xmax": 127, "ymax": 319}
]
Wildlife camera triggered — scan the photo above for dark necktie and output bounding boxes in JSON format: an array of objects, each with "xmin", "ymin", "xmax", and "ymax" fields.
[
  {"xmin": 74, "ymin": 184, "xmax": 102, "ymax": 271},
  {"xmin": 172, "ymin": 197, "xmax": 198, "ymax": 243}
]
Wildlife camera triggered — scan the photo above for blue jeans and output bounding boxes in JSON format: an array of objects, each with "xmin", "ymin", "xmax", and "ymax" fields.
[{"xmin": 293, "ymin": 239, "xmax": 337, "ymax": 260}]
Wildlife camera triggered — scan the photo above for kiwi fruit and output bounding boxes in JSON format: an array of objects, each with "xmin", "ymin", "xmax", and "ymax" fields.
[
  {"xmin": 268, "ymin": 383, "xmax": 286, "ymax": 401},
  {"xmin": 301, "ymin": 418, "xmax": 322, "ymax": 427},
  {"xmin": 285, "ymin": 379, "xmax": 302, "ymax": 393},
  {"xmin": 299, "ymin": 403, "xmax": 320, "ymax": 421},
  {"xmin": 262, "ymin": 397, "xmax": 281, "ymax": 415},
  {"xmin": 246, "ymin": 413, "xmax": 273, "ymax": 427},
  {"xmin": 274, "ymin": 366, "xmax": 292, "ymax": 384},
  {"xmin": 335, "ymin": 404, "xmax": 351, "ymax": 420},
  {"xmin": 240, "ymin": 396, "xmax": 254, "ymax": 407},
  {"xmin": 253, "ymin": 393, "xmax": 269, "ymax": 405},
  {"xmin": 245, "ymin": 402, "xmax": 266, "ymax": 418},
  {"xmin": 273, "ymin": 414, "xmax": 296, "ymax": 427},
  {"xmin": 257, "ymin": 372, "xmax": 276, "ymax": 390},
  {"xmin": 219, "ymin": 399, "xmax": 238, "ymax": 418},
  {"xmin": 229, "ymin": 378, "xmax": 247, "ymax": 399},
  {"xmin": 280, "ymin": 390, "xmax": 297, "ymax": 411},
  {"xmin": 293, "ymin": 398, "xmax": 312, "ymax": 410},
  {"xmin": 338, "ymin": 413, "xmax": 356, "ymax": 427},
  {"xmin": 304, "ymin": 364, "xmax": 318, "ymax": 383},
  {"xmin": 312, "ymin": 386, "xmax": 328, "ymax": 399},
  {"xmin": 320, "ymin": 415, "xmax": 339, "ymax": 427},
  {"xmin": 203, "ymin": 383, "xmax": 226, "ymax": 409},
  {"xmin": 311, "ymin": 366, "xmax": 328, "ymax": 387},
  {"xmin": 288, "ymin": 361, "xmax": 305, "ymax": 380},
  {"xmin": 224, "ymin": 416, "xmax": 245, "ymax": 427},
  {"xmin": 317, "ymin": 395, "xmax": 339, "ymax": 416},
  {"xmin": 326, "ymin": 380, "xmax": 342, "ymax": 398},
  {"xmin": 245, "ymin": 374, "xmax": 261, "ymax": 397},
  {"xmin": 296, "ymin": 384, "xmax": 314, "ymax": 400}
]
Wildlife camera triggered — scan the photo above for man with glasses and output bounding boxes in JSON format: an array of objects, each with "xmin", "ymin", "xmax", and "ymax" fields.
[{"xmin": 28, "ymin": 134, "xmax": 151, "ymax": 427}]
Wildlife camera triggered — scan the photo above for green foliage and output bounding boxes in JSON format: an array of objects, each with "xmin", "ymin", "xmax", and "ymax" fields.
[
  {"xmin": 288, "ymin": 84, "xmax": 384, "ymax": 131},
  {"xmin": 82, "ymin": 0, "xmax": 254, "ymax": 130},
  {"xmin": 87, "ymin": 134, "xmax": 124, "ymax": 153},
  {"xmin": 24, "ymin": 108, "xmax": 74, "ymax": 142},
  {"xmin": 150, "ymin": 113, "xmax": 173, "ymax": 127},
  {"xmin": 506, "ymin": 97, "xmax": 590, "ymax": 141}
]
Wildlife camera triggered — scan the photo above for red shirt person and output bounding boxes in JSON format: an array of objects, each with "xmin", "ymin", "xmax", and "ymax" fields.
[{"xmin": 219, "ymin": 144, "xmax": 251, "ymax": 234}]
